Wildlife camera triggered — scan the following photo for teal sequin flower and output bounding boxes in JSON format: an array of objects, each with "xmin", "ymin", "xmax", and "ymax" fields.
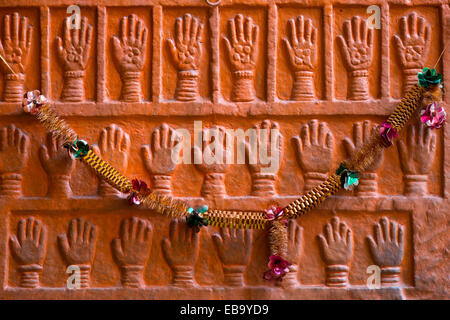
[
  {"xmin": 65, "ymin": 139, "xmax": 90, "ymax": 159},
  {"xmin": 418, "ymin": 68, "xmax": 442, "ymax": 88},
  {"xmin": 186, "ymin": 205, "xmax": 209, "ymax": 232},
  {"xmin": 336, "ymin": 163, "xmax": 360, "ymax": 191}
]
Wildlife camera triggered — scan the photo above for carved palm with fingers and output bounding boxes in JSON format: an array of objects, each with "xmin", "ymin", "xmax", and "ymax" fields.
[
  {"xmin": 194, "ymin": 127, "xmax": 231, "ymax": 198},
  {"xmin": 293, "ymin": 120, "xmax": 334, "ymax": 189},
  {"xmin": 112, "ymin": 217, "xmax": 153, "ymax": 288},
  {"xmin": 246, "ymin": 120, "xmax": 283, "ymax": 196},
  {"xmin": 223, "ymin": 14, "xmax": 259, "ymax": 101},
  {"xmin": 0, "ymin": 12, "xmax": 33, "ymax": 102},
  {"xmin": 112, "ymin": 14, "xmax": 148, "ymax": 101},
  {"xmin": 142, "ymin": 123, "xmax": 181, "ymax": 194},
  {"xmin": 394, "ymin": 12, "xmax": 431, "ymax": 71},
  {"xmin": 162, "ymin": 219, "xmax": 199, "ymax": 287},
  {"xmin": 56, "ymin": 16, "xmax": 93, "ymax": 102},
  {"xmin": 337, "ymin": 16, "xmax": 373, "ymax": 100},
  {"xmin": 167, "ymin": 14, "xmax": 204, "ymax": 101}
]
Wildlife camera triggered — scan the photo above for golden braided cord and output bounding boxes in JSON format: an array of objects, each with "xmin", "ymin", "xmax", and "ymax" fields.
[
  {"xmin": 283, "ymin": 174, "xmax": 342, "ymax": 219},
  {"xmin": 204, "ymin": 209, "xmax": 268, "ymax": 229},
  {"xmin": 82, "ymin": 150, "xmax": 133, "ymax": 193},
  {"xmin": 35, "ymin": 104, "xmax": 77, "ymax": 146},
  {"xmin": 387, "ymin": 84, "xmax": 424, "ymax": 130}
]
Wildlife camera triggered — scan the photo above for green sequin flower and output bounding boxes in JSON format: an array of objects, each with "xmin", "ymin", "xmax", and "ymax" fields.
[
  {"xmin": 186, "ymin": 205, "xmax": 209, "ymax": 232},
  {"xmin": 418, "ymin": 68, "xmax": 442, "ymax": 88},
  {"xmin": 66, "ymin": 139, "xmax": 90, "ymax": 159},
  {"xmin": 336, "ymin": 163, "xmax": 360, "ymax": 191}
]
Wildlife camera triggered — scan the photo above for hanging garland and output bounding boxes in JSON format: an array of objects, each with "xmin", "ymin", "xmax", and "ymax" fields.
[{"xmin": 22, "ymin": 67, "xmax": 444, "ymax": 281}]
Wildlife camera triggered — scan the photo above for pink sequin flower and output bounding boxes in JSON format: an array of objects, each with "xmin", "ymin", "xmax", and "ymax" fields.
[
  {"xmin": 265, "ymin": 206, "xmax": 284, "ymax": 221},
  {"xmin": 127, "ymin": 179, "xmax": 150, "ymax": 206},
  {"xmin": 263, "ymin": 255, "xmax": 292, "ymax": 282},
  {"xmin": 379, "ymin": 121, "xmax": 398, "ymax": 147},
  {"xmin": 420, "ymin": 102, "xmax": 446, "ymax": 129}
]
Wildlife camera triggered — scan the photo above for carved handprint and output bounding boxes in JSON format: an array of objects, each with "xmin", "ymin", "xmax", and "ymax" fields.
[
  {"xmin": 58, "ymin": 218, "xmax": 97, "ymax": 288},
  {"xmin": 168, "ymin": 14, "xmax": 203, "ymax": 71},
  {"xmin": 0, "ymin": 124, "xmax": 29, "ymax": 197},
  {"xmin": 337, "ymin": 16, "xmax": 373, "ymax": 100},
  {"xmin": 142, "ymin": 123, "xmax": 180, "ymax": 195},
  {"xmin": 286, "ymin": 220, "xmax": 303, "ymax": 265},
  {"xmin": 0, "ymin": 124, "xmax": 29, "ymax": 174},
  {"xmin": 398, "ymin": 123, "xmax": 436, "ymax": 175},
  {"xmin": 111, "ymin": 217, "xmax": 153, "ymax": 288},
  {"xmin": 246, "ymin": 120, "xmax": 283, "ymax": 196},
  {"xmin": 283, "ymin": 16, "xmax": 318, "ymax": 100},
  {"xmin": 162, "ymin": 219, "xmax": 199, "ymax": 287},
  {"xmin": 111, "ymin": 14, "xmax": 148, "ymax": 102},
  {"xmin": 284, "ymin": 16, "xmax": 317, "ymax": 70},
  {"xmin": 212, "ymin": 228, "xmax": 252, "ymax": 286},
  {"xmin": 0, "ymin": 13, "xmax": 33, "ymax": 102},
  {"xmin": 56, "ymin": 16, "xmax": 93, "ymax": 102},
  {"xmin": 394, "ymin": 13, "xmax": 431, "ymax": 93},
  {"xmin": 10, "ymin": 217, "xmax": 47, "ymax": 288},
  {"xmin": 397, "ymin": 124, "xmax": 436, "ymax": 196},
  {"xmin": 280, "ymin": 220, "xmax": 303, "ymax": 287},
  {"xmin": 92, "ymin": 124, "xmax": 130, "ymax": 197},
  {"xmin": 394, "ymin": 13, "xmax": 431, "ymax": 71},
  {"xmin": 58, "ymin": 218, "xmax": 97, "ymax": 265},
  {"xmin": 223, "ymin": 14, "xmax": 259, "ymax": 101},
  {"xmin": 194, "ymin": 126, "xmax": 230, "ymax": 199},
  {"xmin": 317, "ymin": 217, "xmax": 353, "ymax": 287},
  {"xmin": 367, "ymin": 217, "xmax": 404, "ymax": 286},
  {"xmin": 167, "ymin": 14, "xmax": 204, "ymax": 101},
  {"xmin": 39, "ymin": 133, "xmax": 74, "ymax": 198},
  {"xmin": 343, "ymin": 121, "xmax": 383, "ymax": 196},
  {"xmin": 293, "ymin": 120, "xmax": 334, "ymax": 191},
  {"xmin": 337, "ymin": 16, "xmax": 373, "ymax": 71}
]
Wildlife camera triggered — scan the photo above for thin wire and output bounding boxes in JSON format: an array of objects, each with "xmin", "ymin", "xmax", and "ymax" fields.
[
  {"xmin": 433, "ymin": 42, "xmax": 448, "ymax": 69},
  {"xmin": 0, "ymin": 52, "xmax": 16, "ymax": 75}
]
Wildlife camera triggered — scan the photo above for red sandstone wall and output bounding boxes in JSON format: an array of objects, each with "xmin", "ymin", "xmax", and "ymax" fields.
[{"xmin": 0, "ymin": 0, "xmax": 448, "ymax": 299}]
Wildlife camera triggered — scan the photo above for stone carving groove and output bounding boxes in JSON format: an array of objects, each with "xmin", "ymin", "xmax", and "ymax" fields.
[
  {"xmin": 337, "ymin": 16, "xmax": 373, "ymax": 100},
  {"xmin": 167, "ymin": 14, "xmax": 204, "ymax": 101},
  {"xmin": 0, "ymin": 12, "xmax": 33, "ymax": 102},
  {"xmin": 222, "ymin": 14, "xmax": 259, "ymax": 102},
  {"xmin": 111, "ymin": 14, "xmax": 148, "ymax": 102},
  {"xmin": 283, "ymin": 15, "xmax": 318, "ymax": 100},
  {"xmin": 56, "ymin": 16, "xmax": 93, "ymax": 102}
]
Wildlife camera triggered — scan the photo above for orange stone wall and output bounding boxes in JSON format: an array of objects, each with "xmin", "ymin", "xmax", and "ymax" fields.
[{"xmin": 0, "ymin": 0, "xmax": 448, "ymax": 299}]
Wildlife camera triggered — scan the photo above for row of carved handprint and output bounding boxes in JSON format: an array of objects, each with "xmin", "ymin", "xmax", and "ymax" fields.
[
  {"xmin": 317, "ymin": 216, "xmax": 405, "ymax": 287},
  {"xmin": 0, "ymin": 12, "xmax": 432, "ymax": 102},
  {"xmin": 8, "ymin": 216, "xmax": 404, "ymax": 288},
  {"xmin": 0, "ymin": 121, "xmax": 438, "ymax": 198}
]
